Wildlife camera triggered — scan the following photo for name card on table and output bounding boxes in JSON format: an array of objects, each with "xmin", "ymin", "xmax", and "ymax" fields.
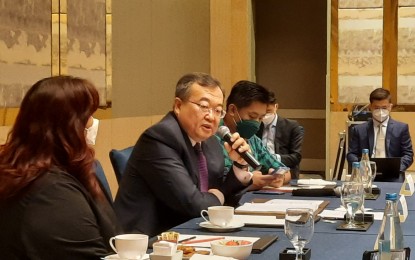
[
  {"xmin": 399, "ymin": 195, "xmax": 408, "ymax": 223},
  {"xmin": 399, "ymin": 174, "xmax": 414, "ymax": 196}
]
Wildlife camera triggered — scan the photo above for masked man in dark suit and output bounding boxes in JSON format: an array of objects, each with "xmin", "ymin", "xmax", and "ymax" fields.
[
  {"xmin": 347, "ymin": 88, "xmax": 413, "ymax": 178},
  {"xmin": 114, "ymin": 73, "xmax": 254, "ymax": 237},
  {"xmin": 257, "ymin": 91, "xmax": 305, "ymax": 179}
]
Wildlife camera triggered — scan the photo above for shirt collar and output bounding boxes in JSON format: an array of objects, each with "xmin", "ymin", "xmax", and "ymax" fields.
[
  {"xmin": 374, "ymin": 117, "xmax": 389, "ymax": 128},
  {"xmin": 189, "ymin": 137, "xmax": 197, "ymax": 147}
]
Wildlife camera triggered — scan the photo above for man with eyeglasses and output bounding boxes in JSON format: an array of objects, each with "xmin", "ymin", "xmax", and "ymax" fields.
[
  {"xmin": 347, "ymin": 88, "xmax": 413, "ymax": 178},
  {"xmin": 114, "ymin": 72, "xmax": 254, "ymax": 237},
  {"xmin": 216, "ymin": 80, "xmax": 292, "ymax": 190}
]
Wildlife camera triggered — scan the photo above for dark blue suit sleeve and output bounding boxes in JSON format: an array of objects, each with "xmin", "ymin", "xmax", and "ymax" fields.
[
  {"xmin": 398, "ymin": 124, "xmax": 413, "ymax": 171},
  {"xmin": 347, "ymin": 125, "xmax": 360, "ymax": 163}
]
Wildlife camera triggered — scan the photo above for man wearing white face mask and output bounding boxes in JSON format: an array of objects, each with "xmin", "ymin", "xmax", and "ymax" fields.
[
  {"xmin": 257, "ymin": 91, "xmax": 305, "ymax": 179},
  {"xmin": 347, "ymin": 88, "xmax": 413, "ymax": 177}
]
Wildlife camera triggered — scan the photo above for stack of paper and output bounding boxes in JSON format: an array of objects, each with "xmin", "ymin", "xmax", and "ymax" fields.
[
  {"xmin": 235, "ymin": 199, "xmax": 324, "ymax": 215},
  {"xmin": 233, "ymin": 214, "xmax": 285, "ymax": 227},
  {"xmin": 297, "ymin": 179, "xmax": 337, "ymax": 186}
]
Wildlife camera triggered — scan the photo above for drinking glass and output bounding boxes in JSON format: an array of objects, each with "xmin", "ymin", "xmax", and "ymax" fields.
[
  {"xmin": 340, "ymin": 181, "xmax": 364, "ymax": 229},
  {"xmin": 284, "ymin": 208, "xmax": 314, "ymax": 260},
  {"xmin": 367, "ymin": 161, "xmax": 377, "ymax": 197}
]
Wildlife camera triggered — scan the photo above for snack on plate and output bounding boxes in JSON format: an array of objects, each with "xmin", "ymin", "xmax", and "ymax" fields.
[
  {"xmin": 177, "ymin": 245, "xmax": 210, "ymax": 258},
  {"xmin": 158, "ymin": 231, "xmax": 180, "ymax": 243},
  {"xmin": 224, "ymin": 240, "xmax": 252, "ymax": 246}
]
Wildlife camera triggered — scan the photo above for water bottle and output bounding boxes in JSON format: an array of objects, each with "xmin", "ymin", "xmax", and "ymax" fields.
[
  {"xmin": 360, "ymin": 149, "xmax": 372, "ymax": 189},
  {"xmin": 350, "ymin": 162, "xmax": 362, "ymax": 182},
  {"xmin": 350, "ymin": 161, "xmax": 366, "ymax": 221},
  {"xmin": 375, "ymin": 193, "xmax": 404, "ymax": 260}
]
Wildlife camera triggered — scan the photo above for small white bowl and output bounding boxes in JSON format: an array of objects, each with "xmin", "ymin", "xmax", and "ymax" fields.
[{"xmin": 210, "ymin": 239, "xmax": 253, "ymax": 260}]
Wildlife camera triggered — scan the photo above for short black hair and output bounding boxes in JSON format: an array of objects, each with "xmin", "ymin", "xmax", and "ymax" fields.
[
  {"xmin": 226, "ymin": 80, "xmax": 270, "ymax": 109},
  {"xmin": 268, "ymin": 91, "xmax": 277, "ymax": 104},
  {"xmin": 370, "ymin": 88, "xmax": 391, "ymax": 103},
  {"xmin": 175, "ymin": 72, "xmax": 224, "ymax": 101}
]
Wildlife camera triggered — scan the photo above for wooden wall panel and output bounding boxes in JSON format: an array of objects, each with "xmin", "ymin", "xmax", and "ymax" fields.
[{"xmin": 112, "ymin": 0, "xmax": 210, "ymax": 117}]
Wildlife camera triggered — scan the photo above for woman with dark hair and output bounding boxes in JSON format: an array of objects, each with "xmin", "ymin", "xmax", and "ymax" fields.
[{"xmin": 0, "ymin": 76, "xmax": 119, "ymax": 259}]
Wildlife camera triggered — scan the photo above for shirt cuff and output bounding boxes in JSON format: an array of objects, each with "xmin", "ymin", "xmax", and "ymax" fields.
[
  {"xmin": 276, "ymin": 154, "xmax": 281, "ymax": 162},
  {"xmin": 233, "ymin": 165, "xmax": 253, "ymax": 185}
]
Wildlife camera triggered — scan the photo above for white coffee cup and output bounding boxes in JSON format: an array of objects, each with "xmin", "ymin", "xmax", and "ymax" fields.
[
  {"xmin": 109, "ymin": 234, "xmax": 148, "ymax": 259},
  {"xmin": 200, "ymin": 206, "xmax": 234, "ymax": 227}
]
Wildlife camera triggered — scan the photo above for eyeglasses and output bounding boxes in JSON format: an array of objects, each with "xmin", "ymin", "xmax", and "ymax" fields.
[{"xmin": 188, "ymin": 101, "xmax": 226, "ymax": 118}]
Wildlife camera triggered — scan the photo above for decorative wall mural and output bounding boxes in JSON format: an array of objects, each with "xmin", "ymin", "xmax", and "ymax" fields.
[
  {"xmin": 397, "ymin": 6, "xmax": 415, "ymax": 103},
  {"xmin": 339, "ymin": 0, "xmax": 382, "ymax": 8},
  {"xmin": 338, "ymin": 8, "xmax": 383, "ymax": 103},
  {"xmin": 0, "ymin": 0, "xmax": 110, "ymax": 110},
  {"xmin": 399, "ymin": 0, "xmax": 415, "ymax": 7},
  {"xmin": 67, "ymin": 0, "xmax": 107, "ymax": 105},
  {"xmin": 0, "ymin": 0, "xmax": 51, "ymax": 107}
]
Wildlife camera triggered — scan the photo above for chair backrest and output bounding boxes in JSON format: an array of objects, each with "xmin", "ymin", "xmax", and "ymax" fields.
[
  {"xmin": 94, "ymin": 160, "xmax": 113, "ymax": 202},
  {"xmin": 109, "ymin": 146, "xmax": 134, "ymax": 184}
]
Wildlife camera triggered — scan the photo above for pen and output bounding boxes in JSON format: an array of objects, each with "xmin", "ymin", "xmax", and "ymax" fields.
[
  {"xmin": 178, "ymin": 236, "xmax": 196, "ymax": 243},
  {"xmin": 181, "ymin": 236, "xmax": 225, "ymax": 244}
]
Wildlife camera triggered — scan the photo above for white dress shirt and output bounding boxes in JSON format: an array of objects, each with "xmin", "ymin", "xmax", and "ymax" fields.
[
  {"xmin": 262, "ymin": 114, "xmax": 281, "ymax": 162},
  {"xmin": 372, "ymin": 117, "xmax": 389, "ymax": 158}
]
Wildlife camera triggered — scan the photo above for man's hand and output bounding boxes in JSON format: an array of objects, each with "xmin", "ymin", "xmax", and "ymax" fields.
[
  {"xmin": 268, "ymin": 169, "xmax": 291, "ymax": 188},
  {"xmin": 223, "ymin": 132, "xmax": 250, "ymax": 165},
  {"xmin": 249, "ymin": 171, "xmax": 278, "ymax": 190},
  {"xmin": 208, "ymin": 189, "xmax": 224, "ymax": 205}
]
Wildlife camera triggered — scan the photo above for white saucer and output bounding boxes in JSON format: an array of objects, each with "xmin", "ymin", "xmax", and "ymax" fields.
[
  {"xmin": 104, "ymin": 253, "xmax": 149, "ymax": 260},
  {"xmin": 199, "ymin": 221, "xmax": 244, "ymax": 232}
]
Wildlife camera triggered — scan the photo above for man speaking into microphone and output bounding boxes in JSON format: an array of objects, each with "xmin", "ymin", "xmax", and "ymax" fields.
[{"xmin": 216, "ymin": 80, "xmax": 291, "ymax": 189}]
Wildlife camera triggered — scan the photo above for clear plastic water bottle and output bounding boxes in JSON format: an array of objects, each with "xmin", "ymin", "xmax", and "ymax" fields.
[
  {"xmin": 360, "ymin": 149, "xmax": 372, "ymax": 190},
  {"xmin": 375, "ymin": 193, "xmax": 404, "ymax": 260},
  {"xmin": 350, "ymin": 162, "xmax": 362, "ymax": 182}
]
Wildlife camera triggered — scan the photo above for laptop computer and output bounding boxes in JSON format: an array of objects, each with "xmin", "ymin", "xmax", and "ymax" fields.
[{"xmin": 370, "ymin": 157, "xmax": 402, "ymax": 181}]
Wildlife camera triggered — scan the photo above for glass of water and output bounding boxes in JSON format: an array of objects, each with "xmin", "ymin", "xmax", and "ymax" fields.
[
  {"xmin": 367, "ymin": 161, "xmax": 377, "ymax": 196},
  {"xmin": 284, "ymin": 208, "xmax": 314, "ymax": 260},
  {"xmin": 340, "ymin": 181, "xmax": 364, "ymax": 229}
]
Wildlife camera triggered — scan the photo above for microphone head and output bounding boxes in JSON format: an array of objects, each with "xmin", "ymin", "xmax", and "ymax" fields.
[{"xmin": 217, "ymin": 126, "xmax": 231, "ymax": 138}]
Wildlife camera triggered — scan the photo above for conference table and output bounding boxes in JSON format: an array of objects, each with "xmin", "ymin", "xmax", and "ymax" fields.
[{"xmin": 171, "ymin": 182, "xmax": 415, "ymax": 259}]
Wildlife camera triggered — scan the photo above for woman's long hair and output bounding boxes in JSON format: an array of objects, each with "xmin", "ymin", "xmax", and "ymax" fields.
[{"xmin": 0, "ymin": 76, "xmax": 103, "ymax": 200}]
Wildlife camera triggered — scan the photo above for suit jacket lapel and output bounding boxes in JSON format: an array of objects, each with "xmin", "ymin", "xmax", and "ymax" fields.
[
  {"xmin": 368, "ymin": 120, "xmax": 374, "ymax": 156},
  {"xmin": 187, "ymin": 138, "xmax": 200, "ymax": 185},
  {"xmin": 274, "ymin": 117, "xmax": 283, "ymax": 153},
  {"xmin": 385, "ymin": 118, "xmax": 394, "ymax": 157}
]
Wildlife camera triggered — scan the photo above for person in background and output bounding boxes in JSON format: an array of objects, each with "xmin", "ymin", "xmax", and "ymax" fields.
[
  {"xmin": 257, "ymin": 91, "xmax": 305, "ymax": 179},
  {"xmin": 0, "ymin": 76, "xmax": 119, "ymax": 259},
  {"xmin": 347, "ymin": 88, "xmax": 413, "ymax": 177},
  {"xmin": 86, "ymin": 116, "xmax": 100, "ymax": 145},
  {"xmin": 114, "ymin": 72, "xmax": 254, "ymax": 237},
  {"xmin": 217, "ymin": 80, "xmax": 292, "ymax": 190}
]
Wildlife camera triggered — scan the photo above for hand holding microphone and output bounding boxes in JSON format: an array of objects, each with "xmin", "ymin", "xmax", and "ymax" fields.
[{"xmin": 217, "ymin": 126, "xmax": 262, "ymax": 171}]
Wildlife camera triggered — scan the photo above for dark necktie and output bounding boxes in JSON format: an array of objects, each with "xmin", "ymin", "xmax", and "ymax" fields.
[{"xmin": 194, "ymin": 142, "xmax": 209, "ymax": 192}]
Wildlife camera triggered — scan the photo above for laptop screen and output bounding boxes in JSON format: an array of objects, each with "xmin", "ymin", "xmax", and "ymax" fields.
[{"xmin": 370, "ymin": 157, "xmax": 402, "ymax": 181}]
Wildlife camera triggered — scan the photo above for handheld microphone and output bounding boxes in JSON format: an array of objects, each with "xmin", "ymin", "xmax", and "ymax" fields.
[{"xmin": 217, "ymin": 126, "xmax": 262, "ymax": 171}]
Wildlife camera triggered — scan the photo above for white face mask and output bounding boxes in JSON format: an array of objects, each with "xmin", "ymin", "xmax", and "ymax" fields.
[
  {"xmin": 262, "ymin": 113, "xmax": 276, "ymax": 125},
  {"xmin": 86, "ymin": 118, "xmax": 99, "ymax": 145},
  {"xmin": 372, "ymin": 109, "xmax": 389, "ymax": 123}
]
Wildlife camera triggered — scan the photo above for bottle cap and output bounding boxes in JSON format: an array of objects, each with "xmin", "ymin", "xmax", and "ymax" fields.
[
  {"xmin": 362, "ymin": 148, "xmax": 369, "ymax": 153},
  {"xmin": 352, "ymin": 162, "xmax": 360, "ymax": 168},
  {"xmin": 385, "ymin": 193, "xmax": 398, "ymax": 201}
]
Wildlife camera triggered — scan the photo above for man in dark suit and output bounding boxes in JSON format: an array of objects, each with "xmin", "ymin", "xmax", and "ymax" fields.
[
  {"xmin": 114, "ymin": 73, "xmax": 253, "ymax": 237},
  {"xmin": 257, "ymin": 91, "xmax": 305, "ymax": 179},
  {"xmin": 347, "ymin": 88, "xmax": 413, "ymax": 177}
]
